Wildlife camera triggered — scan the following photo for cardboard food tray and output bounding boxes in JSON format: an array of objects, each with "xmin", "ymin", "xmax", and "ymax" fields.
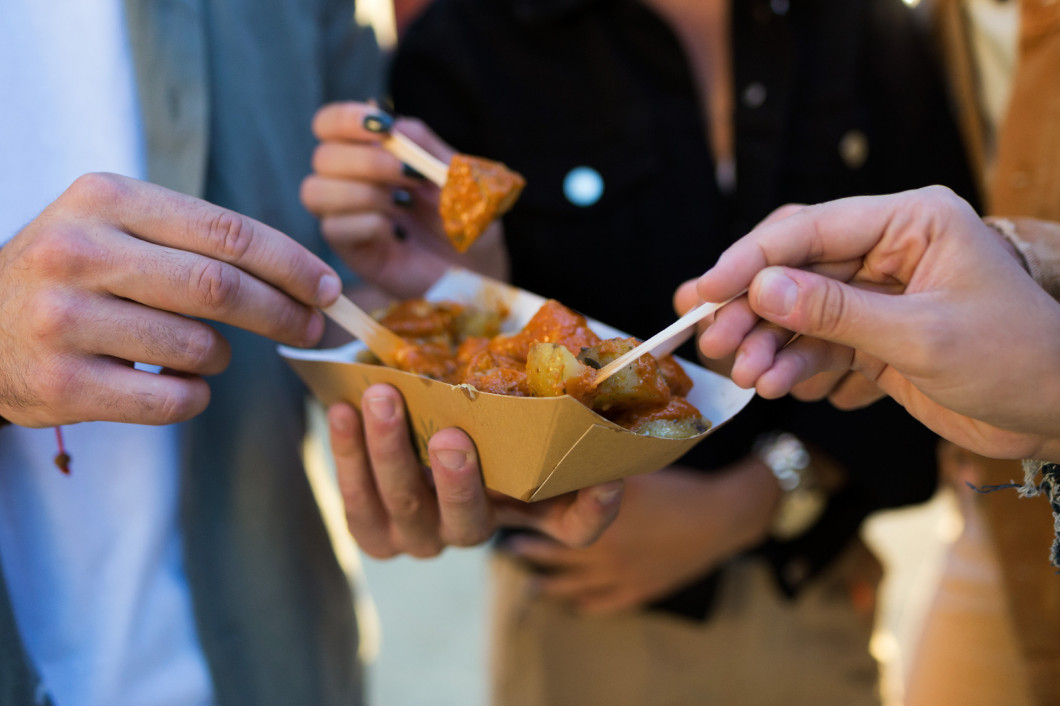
[{"xmin": 280, "ymin": 268, "xmax": 754, "ymax": 502}]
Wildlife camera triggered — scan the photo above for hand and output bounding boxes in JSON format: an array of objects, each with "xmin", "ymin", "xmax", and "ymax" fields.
[
  {"xmin": 300, "ymin": 102, "xmax": 509, "ymax": 299},
  {"xmin": 500, "ymin": 460, "xmax": 779, "ymax": 615},
  {"xmin": 675, "ymin": 201, "xmax": 887, "ymax": 409},
  {"xmin": 692, "ymin": 186, "xmax": 1060, "ymax": 460},
  {"xmin": 326, "ymin": 385, "xmax": 624, "ymax": 558},
  {"xmin": 674, "ymin": 277, "xmax": 887, "ymax": 410},
  {"xmin": 0, "ymin": 173, "xmax": 340, "ymax": 427}
]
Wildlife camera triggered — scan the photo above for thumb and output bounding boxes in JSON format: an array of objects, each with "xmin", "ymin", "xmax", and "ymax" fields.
[{"xmin": 749, "ymin": 267, "xmax": 910, "ymax": 363}]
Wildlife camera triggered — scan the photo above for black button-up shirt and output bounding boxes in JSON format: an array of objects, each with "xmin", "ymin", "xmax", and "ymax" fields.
[{"xmin": 391, "ymin": 0, "xmax": 978, "ymax": 616}]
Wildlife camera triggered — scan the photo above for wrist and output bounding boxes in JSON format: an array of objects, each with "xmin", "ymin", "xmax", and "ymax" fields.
[
  {"xmin": 753, "ymin": 432, "xmax": 832, "ymax": 541},
  {"xmin": 984, "ymin": 216, "xmax": 1060, "ymax": 300},
  {"xmin": 984, "ymin": 217, "xmax": 1034, "ymax": 275}
]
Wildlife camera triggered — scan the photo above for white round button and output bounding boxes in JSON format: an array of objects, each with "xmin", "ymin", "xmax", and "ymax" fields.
[
  {"xmin": 563, "ymin": 167, "xmax": 604, "ymax": 206},
  {"xmin": 742, "ymin": 82, "xmax": 768, "ymax": 109},
  {"xmin": 839, "ymin": 129, "xmax": 869, "ymax": 170}
]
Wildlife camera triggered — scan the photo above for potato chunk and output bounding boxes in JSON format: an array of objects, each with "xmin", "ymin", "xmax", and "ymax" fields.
[
  {"xmin": 577, "ymin": 338, "xmax": 671, "ymax": 414},
  {"xmin": 611, "ymin": 398, "xmax": 711, "ymax": 439},
  {"xmin": 525, "ymin": 342, "xmax": 598, "ymax": 406},
  {"xmin": 439, "ymin": 154, "xmax": 526, "ymax": 253}
]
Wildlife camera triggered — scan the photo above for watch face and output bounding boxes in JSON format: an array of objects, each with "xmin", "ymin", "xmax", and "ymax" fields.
[{"xmin": 756, "ymin": 432, "xmax": 825, "ymax": 540}]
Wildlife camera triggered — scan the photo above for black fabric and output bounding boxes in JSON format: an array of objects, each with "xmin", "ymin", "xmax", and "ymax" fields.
[{"xmin": 391, "ymin": 0, "xmax": 978, "ymax": 618}]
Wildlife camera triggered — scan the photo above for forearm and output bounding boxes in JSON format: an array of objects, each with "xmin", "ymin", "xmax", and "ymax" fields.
[{"xmin": 649, "ymin": 460, "xmax": 779, "ymax": 566}]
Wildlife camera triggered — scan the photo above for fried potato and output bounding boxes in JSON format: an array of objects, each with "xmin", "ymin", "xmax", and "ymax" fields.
[
  {"xmin": 525, "ymin": 342, "xmax": 598, "ymax": 406},
  {"xmin": 439, "ymin": 154, "xmax": 526, "ymax": 252},
  {"xmin": 577, "ymin": 338, "xmax": 671, "ymax": 413},
  {"xmin": 611, "ymin": 398, "xmax": 711, "ymax": 439}
]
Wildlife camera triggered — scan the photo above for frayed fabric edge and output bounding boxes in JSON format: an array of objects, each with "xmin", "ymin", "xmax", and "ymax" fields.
[
  {"xmin": 964, "ymin": 460, "xmax": 1060, "ymax": 569},
  {"xmin": 1020, "ymin": 459, "xmax": 1060, "ymax": 568}
]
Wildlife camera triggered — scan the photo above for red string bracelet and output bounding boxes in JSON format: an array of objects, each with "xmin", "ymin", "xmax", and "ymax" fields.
[{"xmin": 54, "ymin": 426, "xmax": 71, "ymax": 474}]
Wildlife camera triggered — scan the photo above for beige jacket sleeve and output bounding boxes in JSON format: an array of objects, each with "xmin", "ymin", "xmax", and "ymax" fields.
[{"xmin": 989, "ymin": 217, "xmax": 1060, "ymax": 301}]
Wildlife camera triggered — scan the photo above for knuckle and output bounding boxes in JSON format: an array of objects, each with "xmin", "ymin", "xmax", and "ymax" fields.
[
  {"xmin": 407, "ymin": 540, "xmax": 444, "ymax": 559},
  {"xmin": 153, "ymin": 388, "xmax": 200, "ymax": 424},
  {"xmin": 343, "ymin": 520, "xmax": 398, "ymax": 559},
  {"xmin": 178, "ymin": 325, "xmax": 226, "ymax": 372},
  {"xmin": 267, "ymin": 301, "xmax": 313, "ymax": 343},
  {"xmin": 363, "ymin": 211, "xmax": 395, "ymax": 239},
  {"xmin": 446, "ymin": 525, "xmax": 492, "ymax": 548},
  {"xmin": 67, "ymin": 172, "xmax": 124, "ymax": 208},
  {"xmin": 919, "ymin": 184, "xmax": 958, "ymax": 205},
  {"xmin": 202, "ymin": 209, "xmax": 254, "ymax": 262},
  {"xmin": 910, "ymin": 185, "xmax": 966, "ymax": 233},
  {"xmin": 28, "ymin": 290, "xmax": 82, "ymax": 340},
  {"xmin": 338, "ymin": 480, "xmax": 373, "ymax": 517},
  {"xmin": 811, "ymin": 280, "xmax": 847, "ymax": 337},
  {"xmin": 384, "ymin": 488, "xmax": 424, "ymax": 521},
  {"xmin": 22, "ymin": 223, "xmax": 100, "ymax": 279},
  {"xmin": 189, "ymin": 259, "xmax": 241, "ymax": 313},
  {"xmin": 357, "ymin": 542, "xmax": 398, "ymax": 560}
]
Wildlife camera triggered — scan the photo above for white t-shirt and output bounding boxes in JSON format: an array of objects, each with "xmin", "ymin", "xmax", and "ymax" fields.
[{"xmin": 0, "ymin": 2, "xmax": 214, "ymax": 704}]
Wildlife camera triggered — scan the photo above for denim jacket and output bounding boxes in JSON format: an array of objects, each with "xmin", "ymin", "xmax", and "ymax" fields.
[{"xmin": 0, "ymin": 1, "xmax": 381, "ymax": 703}]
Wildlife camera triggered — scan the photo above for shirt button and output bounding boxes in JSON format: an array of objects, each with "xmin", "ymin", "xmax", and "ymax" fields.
[
  {"xmin": 839, "ymin": 129, "xmax": 870, "ymax": 170},
  {"xmin": 563, "ymin": 166, "xmax": 604, "ymax": 206},
  {"xmin": 742, "ymin": 82, "xmax": 768, "ymax": 109}
]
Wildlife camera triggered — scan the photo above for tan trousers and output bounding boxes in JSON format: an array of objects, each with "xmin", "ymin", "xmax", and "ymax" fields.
[{"xmin": 489, "ymin": 540, "xmax": 883, "ymax": 706}]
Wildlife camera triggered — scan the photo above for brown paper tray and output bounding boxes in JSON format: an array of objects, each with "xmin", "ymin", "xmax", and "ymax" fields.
[{"xmin": 280, "ymin": 269, "xmax": 754, "ymax": 501}]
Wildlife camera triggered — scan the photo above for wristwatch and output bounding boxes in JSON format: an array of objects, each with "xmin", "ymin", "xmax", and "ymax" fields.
[{"xmin": 754, "ymin": 432, "xmax": 827, "ymax": 541}]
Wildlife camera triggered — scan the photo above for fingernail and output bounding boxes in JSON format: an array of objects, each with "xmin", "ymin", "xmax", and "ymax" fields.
[
  {"xmin": 402, "ymin": 164, "xmax": 426, "ymax": 180},
  {"xmin": 392, "ymin": 188, "xmax": 413, "ymax": 207},
  {"xmin": 434, "ymin": 449, "xmax": 468, "ymax": 471},
  {"xmin": 592, "ymin": 482, "xmax": 622, "ymax": 508},
  {"xmin": 363, "ymin": 113, "xmax": 394, "ymax": 133},
  {"xmin": 317, "ymin": 274, "xmax": 341, "ymax": 304},
  {"xmin": 364, "ymin": 395, "xmax": 396, "ymax": 422},
  {"xmin": 756, "ymin": 268, "xmax": 797, "ymax": 317},
  {"xmin": 329, "ymin": 406, "xmax": 353, "ymax": 435}
]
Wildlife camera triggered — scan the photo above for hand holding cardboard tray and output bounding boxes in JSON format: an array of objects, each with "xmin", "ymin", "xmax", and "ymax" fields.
[{"xmin": 280, "ymin": 269, "xmax": 754, "ymax": 501}]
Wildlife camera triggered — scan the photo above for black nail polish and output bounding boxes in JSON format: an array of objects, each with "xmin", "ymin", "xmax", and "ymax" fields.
[
  {"xmin": 394, "ymin": 226, "xmax": 408, "ymax": 242},
  {"xmin": 402, "ymin": 164, "xmax": 425, "ymax": 180},
  {"xmin": 363, "ymin": 113, "xmax": 394, "ymax": 133},
  {"xmin": 392, "ymin": 189, "xmax": 412, "ymax": 207}
]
